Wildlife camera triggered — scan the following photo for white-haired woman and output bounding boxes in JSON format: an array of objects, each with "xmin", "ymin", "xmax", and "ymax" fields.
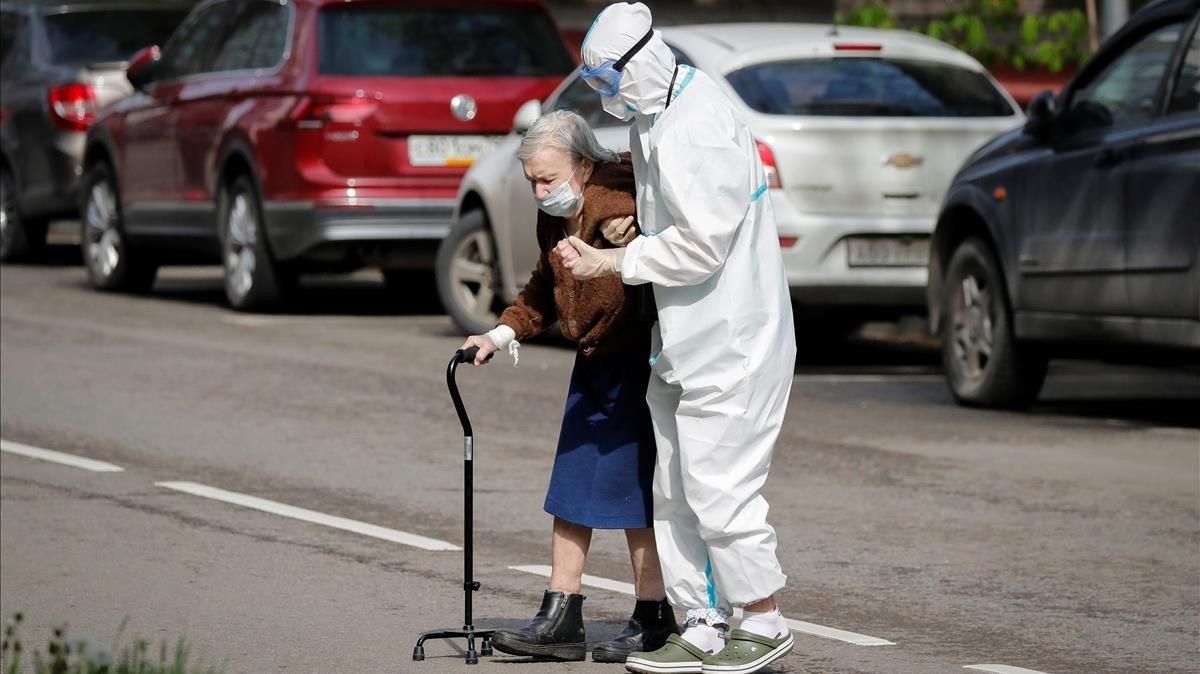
[{"xmin": 460, "ymin": 110, "xmax": 677, "ymax": 663}]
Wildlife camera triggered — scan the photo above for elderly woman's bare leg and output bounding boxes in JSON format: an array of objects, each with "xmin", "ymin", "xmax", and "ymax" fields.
[
  {"xmin": 549, "ymin": 517, "xmax": 592, "ymax": 594},
  {"xmin": 626, "ymin": 527, "xmax": 666, "ymax": 599}
]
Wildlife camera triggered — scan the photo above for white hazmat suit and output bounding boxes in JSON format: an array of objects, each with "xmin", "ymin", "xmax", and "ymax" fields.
[{"xmin": 581, "ymin": 3, "xmax": 797, "ymax": 624}]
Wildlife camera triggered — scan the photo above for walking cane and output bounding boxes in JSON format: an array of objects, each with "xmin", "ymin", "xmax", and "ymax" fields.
[{"xmin": 412, "ymin": 346, "xmax": 494, "ymax": 665}]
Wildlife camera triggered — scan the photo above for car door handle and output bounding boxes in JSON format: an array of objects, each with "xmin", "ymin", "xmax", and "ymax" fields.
[{"xmin": 1094, "ymin": 148, "xmax": 1126, "ymax": 169}]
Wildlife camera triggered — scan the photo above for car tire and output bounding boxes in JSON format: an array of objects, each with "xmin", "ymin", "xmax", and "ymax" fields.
[
  {"xmin": 220, "ymin": 174, "xmax": 287, "ymax": 312},
  {"xmin": 80, "ymin": 162, "xmax": 157, "ymax": 292},
  {"xmin": 940, "ymin": 237, "xmax": 1047, "ymax": 409},
  {"xmin": 0, "ymin": 164, "xmax": 47, "ymax": 262},
  {"xmin": 436, "ymin": 209, "xmax": 501, "ymax": 335}
]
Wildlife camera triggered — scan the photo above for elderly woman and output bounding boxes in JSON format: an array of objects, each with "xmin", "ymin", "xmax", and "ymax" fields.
[{"xmin": 460, "ymin": 110, "xmax": 677, "ymax": 663}]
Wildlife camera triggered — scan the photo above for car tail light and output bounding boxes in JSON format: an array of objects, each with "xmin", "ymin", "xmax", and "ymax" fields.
[
  {"xmin": 287, "ymin": 95, "xmax": 378, "ymax": 129},
  {"xmin": 779, "ymin": 236, "xmax": 798, "ymax": 248},
  {"xmin": 834, "ymin": 43, "xmax": 882, "ymax": 52},
  {"xmin": 48, "ymin": 83, "xmax": 97, "ymax": 131},
  {"xmin": 756, "ymin": 140, "xmax": 782, "ymax": 189}
]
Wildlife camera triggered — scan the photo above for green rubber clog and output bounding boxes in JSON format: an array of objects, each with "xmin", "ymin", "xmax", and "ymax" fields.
[
  {"xmin": 700, "ymin": 628, "xmax": 794, "ymax": 674},
  {"xmin": 625, "ymin": 633, "xmax": 713, "ymax": 674}
]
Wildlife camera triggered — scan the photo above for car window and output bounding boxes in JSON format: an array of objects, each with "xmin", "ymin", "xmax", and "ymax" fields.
[
  {"xmin": 726, "ymin": 58, "xmax": 1014, "ymax": 117},
  {"xmin": 1166, "ymin": 24, "xmax": 1199, "ymax": 114},
  {"xmin": 41, "ymin": 8, "xmax": 188, "ymax": 65},
  {"xmin": 669, "ymin": 44, "xmax": 694, "ymax": 67},
  {"xmin": 0, "ymin": 11, "xmax": 26, "ymax": 67},
  {"xmin": 157, "ymin": 1, "xmax": 234, "ymax": 81},
  {"xmin": 318, "ymin": 5, "xmax": 573, "ymax": 77},
  {"xmin": 210, "ymin": 0, "xmax": 288, "ymax": 72},
  {"xmin": 1064, "ymin": 20, "xmax": 1185, "ymax": 134},
  {"xmin": 552, "ymin": 74, "xmax": 624, "ymax": 129}
]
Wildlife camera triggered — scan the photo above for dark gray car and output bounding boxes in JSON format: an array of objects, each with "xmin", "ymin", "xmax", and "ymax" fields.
[
  {"xmin": 0, "ymin": 0, "xmax": 188, "ymax": 261},
  {"xmin": 927, "ymin": 0, "xmax": 1199, "ymax": 408}
]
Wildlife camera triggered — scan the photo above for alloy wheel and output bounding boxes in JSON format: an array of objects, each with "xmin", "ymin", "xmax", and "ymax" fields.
[
  {"xmin": 950, "ymin": 271, "xmax": 994, "ymax": 382},
  {"xmin": 0, "ymin": 171, "xmax": 13, "ymax": 255},
  {"xmin": 449, "ymin": 229, "xmax": 497, "ymax": 326},
  {"xmin": 84, "ymin": 180, "xmax": 122, "ymax": 280},
  {"xmin": 225, "ymin": 192, "xmax": 257, "ymax": 304}
]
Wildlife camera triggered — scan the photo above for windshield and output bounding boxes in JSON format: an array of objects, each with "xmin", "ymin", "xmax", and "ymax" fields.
[
  {"xmin": 42, "ymin": 8, "xmax": 188, "ymax": 65},
  {"xmin": 727, "ymin": 58, "xmax": 1015, "ymax": 117},
  {"xmin": 318, "ymin": 5, "xmax": 573, "ymax": 77}
]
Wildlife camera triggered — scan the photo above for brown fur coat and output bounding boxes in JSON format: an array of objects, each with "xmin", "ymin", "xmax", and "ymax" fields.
[{"xmin": 497, "ymin": 157, "xmax": 650, "ymax": 359}]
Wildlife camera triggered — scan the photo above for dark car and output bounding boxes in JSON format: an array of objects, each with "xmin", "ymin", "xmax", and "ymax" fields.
[
  {"xmin": 927, "ymin": 0, "xmax": 1199, "ymax": 408},
  {"xmin": 81, "ymin": 0, "xmax": 573, "ymax": 310},
  {"xmin": 0, "ymin": 0, "xmax": 190, "ymax": 261}
]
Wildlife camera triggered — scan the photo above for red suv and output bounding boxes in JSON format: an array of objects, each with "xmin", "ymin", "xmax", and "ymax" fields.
[{"xmin": 82, "ymin": 0, "xmax": 573, "ymax": 309}]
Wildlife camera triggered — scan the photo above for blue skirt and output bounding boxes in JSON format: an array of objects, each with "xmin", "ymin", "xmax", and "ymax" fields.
[{"xmin": 543, "ymin": 349, "xmax": 655, "ymax": 530}]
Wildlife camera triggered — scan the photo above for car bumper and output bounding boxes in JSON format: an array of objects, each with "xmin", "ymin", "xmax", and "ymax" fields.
[
  {"xmin": 263, "ymin": 198, "xmax": 456, "ymax": 261},
  {"xmin": 774, "ymin": 197, "xmax": 932, "ymax": 308},
  {"xmin": 20, "ymin": 132, "xmax": 84, "ymax": 218}
]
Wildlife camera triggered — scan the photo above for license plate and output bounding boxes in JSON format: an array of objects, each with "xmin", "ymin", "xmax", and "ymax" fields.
[
  {"xmin": 407, "ymin": 135, "xmax": 505, "ymax": 167},
  {"xmin": 847, "ymin": 236, "xmax": 929, "ymax": 267}
]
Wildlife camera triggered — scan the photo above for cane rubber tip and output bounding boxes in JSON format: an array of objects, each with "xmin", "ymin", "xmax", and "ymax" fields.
[
  {"xmin": 466, "ymin": 652, "xmax": 479, "ymax": 665},
  {"xmin": 412, "ymin": 646, "xmax": 425, "ymax": 661}
]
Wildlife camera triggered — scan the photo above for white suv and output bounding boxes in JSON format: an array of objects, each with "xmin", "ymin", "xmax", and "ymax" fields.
[{"xmin": 438, "ymin": 23, "xmax": 1023, "ymax": 336}]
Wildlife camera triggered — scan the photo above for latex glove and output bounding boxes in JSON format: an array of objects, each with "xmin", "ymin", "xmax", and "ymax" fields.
[
  {"xmin": 459, "ymin": 334, "xmax": 498, "ymax": 366},
  {"xmin": 561, "ymin": 236, "xmax": 624, "ymax": 280},
  {"xmin": 601, "ymin": 215, "xmax": 637, "ymax": 247}
]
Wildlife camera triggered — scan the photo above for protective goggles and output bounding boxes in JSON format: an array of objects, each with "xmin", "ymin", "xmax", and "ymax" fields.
[{"xmin": 579, "ymin": 29, "xmax": 654, "ymax": 97}]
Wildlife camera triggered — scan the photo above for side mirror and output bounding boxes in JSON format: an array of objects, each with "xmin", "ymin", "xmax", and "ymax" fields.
[
  {"xmin": 1023, "ymin": 90, "xmax": 1056, "ymax": 140},
  {"xmin": 512, "ymin": 99, "xmax": 541, "ymax": 135},
  {"xmin": 126, "ymin": 45, "xmax": 161, "ymax": 91}
]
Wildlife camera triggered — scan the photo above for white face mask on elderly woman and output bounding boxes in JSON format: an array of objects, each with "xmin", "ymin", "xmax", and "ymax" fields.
[{"xmin": 535, "ymin": 168, "xmax": 583, "ymax": 218}]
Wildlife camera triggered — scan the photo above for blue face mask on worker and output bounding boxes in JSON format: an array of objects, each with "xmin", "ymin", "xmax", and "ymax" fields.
[
  {"xmin": 580, "ymin": 28, "xmax": 653, "ymax": 100},
  {"xmin": 535, "ymin": 168, "xmax": 582, "ymax": 218}
]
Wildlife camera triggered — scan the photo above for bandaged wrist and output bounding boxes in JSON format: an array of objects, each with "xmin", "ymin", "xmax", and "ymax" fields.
[{"xmin": 486, "ymin": 325, "xmax": 516, "ymax": 349}]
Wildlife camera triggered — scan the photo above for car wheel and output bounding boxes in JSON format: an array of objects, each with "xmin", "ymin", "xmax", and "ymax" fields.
[
  {"xmin": 80, "ymin": 163, "xmax": 156, "ymax": 291},
  {"xmin": 220, "ymin": 175, "xmax": 286, "ymax": 311},
  {"xmin": 436, "ymin": 209, "xmax": 500, "ymax": 335},
  {"xmin": 940, "ymin": 237, "xmax": 1046, "ymax": 409},
  {"xmin": 0, "ymin": 165, "xmax": 47, "ymax": 262}
]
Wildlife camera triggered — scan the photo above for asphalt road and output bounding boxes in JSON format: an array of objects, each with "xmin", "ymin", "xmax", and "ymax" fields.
[{"xmin": 2, "ymin": 241, "xmax": 1198, "ymax": 674}]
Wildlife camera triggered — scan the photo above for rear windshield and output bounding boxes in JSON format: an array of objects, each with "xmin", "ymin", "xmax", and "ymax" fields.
[
  {"xmin": 42, "ymin": 9, "xmax": 188, "ymax": 65},
  {"xmin": 727, "ymin": 58, "xmax": 1015, "ymax": 117},
  {"xmin": 318, "ymin": 5, "xmax": 573, "ymax": 77}
]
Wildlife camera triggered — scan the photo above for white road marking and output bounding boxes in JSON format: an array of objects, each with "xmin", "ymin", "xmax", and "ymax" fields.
[
  {"xmin": 508, "ymin": 564, "xmax": 894, "ymax": 646},
  {"xmin": 1, "ymin": 439, "xmax": 124, "ymax": 472},
  {"xmin": 964, "ymin": 662, "xmax": 1051, "ymax": 666},
  {"xmin": 782, "ymin": 618, "xmax": 894, "ymax": 646},
  {"xmin": 155, "ymin": 481, "xmax": 460, "ymax": 551},
  {"xmin": 509, "ymin": 565, "xmax": 636, "ymax": 595}
]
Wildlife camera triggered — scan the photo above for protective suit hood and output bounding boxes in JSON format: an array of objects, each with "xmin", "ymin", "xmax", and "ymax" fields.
[{"xmin": 581, "ymin": 2, "xmax": 676, "ymax": 118}]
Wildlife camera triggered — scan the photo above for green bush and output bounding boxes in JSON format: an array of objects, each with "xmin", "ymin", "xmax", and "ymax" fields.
[
  {"xmin": 838, "ymin": 0, "xmax": 1092, "ymax": 72},
  {"xmin": 1, "ymin": 613, "xmax": 222, "ymax": 674}
]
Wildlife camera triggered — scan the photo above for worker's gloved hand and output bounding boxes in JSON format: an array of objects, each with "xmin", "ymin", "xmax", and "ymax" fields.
[
  {"xmin": 460, "ymin": 334, "xmax": 498, "ymax": 366},
  {"xmin": 601, "ymin": 215, "xmax": 638, "ymax": 247},
  {"xmin": 561, "ymin": 236, "xmax": 624, "ymax": 280}
]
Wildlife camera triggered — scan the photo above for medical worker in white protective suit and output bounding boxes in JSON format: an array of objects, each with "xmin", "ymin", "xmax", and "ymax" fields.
[{"xmin": 555, "ymin": 4, "xmax": 798, "ymax": 674}]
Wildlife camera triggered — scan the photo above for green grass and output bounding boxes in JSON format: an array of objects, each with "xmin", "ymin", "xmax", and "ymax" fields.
[{"xmin": 1, "ymin": 613, "xmax": 222, "ymax": 674}]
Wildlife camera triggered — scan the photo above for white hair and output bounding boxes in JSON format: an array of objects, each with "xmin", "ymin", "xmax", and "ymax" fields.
[{"xmin": 515, "ymin": 109, "xmax": 618, "ymax": 165}]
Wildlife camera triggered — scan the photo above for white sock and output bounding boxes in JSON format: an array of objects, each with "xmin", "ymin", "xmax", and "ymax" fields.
[
  {"xmin": 680, "ymin": 622, "xmax": 725, "ymax": 654},
  {"xmin": 740, "ymin": 607, "xmax": 788, "ymax": 640}
]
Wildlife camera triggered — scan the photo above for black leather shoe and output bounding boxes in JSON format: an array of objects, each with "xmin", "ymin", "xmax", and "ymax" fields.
[
  {"xmin": 491, "ymin": 590, "xmax": 586, "ymax": 661},
  {"xmin": 592, "ymin": 598, "xmax": 679, "ymax": 663}
]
